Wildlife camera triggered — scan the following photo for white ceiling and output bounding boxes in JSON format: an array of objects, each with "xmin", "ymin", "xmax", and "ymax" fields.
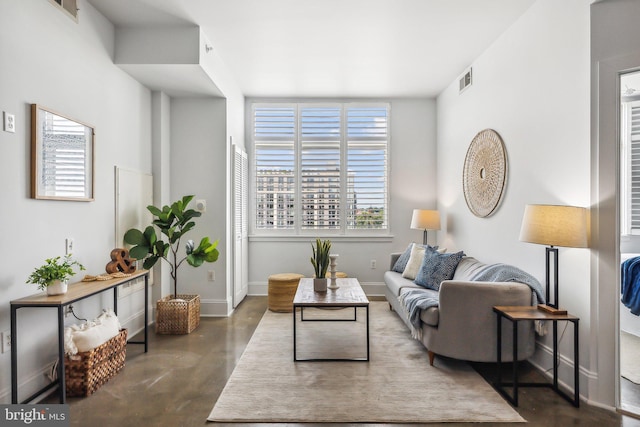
[{"xmin": 87, "ymin": 0, "xmax": 536, "ymax": 98}]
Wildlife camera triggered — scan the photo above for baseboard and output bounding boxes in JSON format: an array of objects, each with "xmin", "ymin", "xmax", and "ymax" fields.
[
  {"xmin": 0, "ymin": 359, "xmax": 59, "ymax": 404},
  {"xmin": 248, "ymin": 281, "xmax": 386, "ymax": 297},
  {"xmin": 528, "ymin": 339, "xmax": 597, "ymax": 404},
  {"xmin": 200, "ymin": 297, "xmax": 233, "ymax": 317}
]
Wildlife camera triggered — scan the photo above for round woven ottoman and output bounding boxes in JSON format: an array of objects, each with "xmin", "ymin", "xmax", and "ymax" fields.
[{"xmin": 268, "ymin": 273, "xmax": 304, "ymax": 312}]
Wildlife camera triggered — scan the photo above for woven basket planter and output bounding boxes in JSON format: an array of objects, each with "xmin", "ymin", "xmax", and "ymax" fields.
[
  {"xmin": 65, "ymin": 329, "xmax": 127, "ymax": 397},
  {"xmin": 156, "ymin": 294, "xmax": 200, "ymax": 335}
]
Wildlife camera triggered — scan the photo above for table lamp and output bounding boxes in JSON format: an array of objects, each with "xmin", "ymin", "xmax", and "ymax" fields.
[
  {"xmin": 519, "ymin": 204, "xmax": 588, "ymax": 314},
  {"xmin": 410, "ymin": 209, "xmax": 441, "ymax": 246}
]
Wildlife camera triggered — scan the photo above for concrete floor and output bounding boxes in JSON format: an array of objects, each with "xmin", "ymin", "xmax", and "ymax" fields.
[{"xmin": 49, "ymin": 296, "xmax": 640, "ymax": 426}]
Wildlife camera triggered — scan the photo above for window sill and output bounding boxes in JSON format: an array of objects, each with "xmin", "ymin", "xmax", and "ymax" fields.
[{"xmin": 249, "ymin": 234, "xmax": 394, "ymax": 243}]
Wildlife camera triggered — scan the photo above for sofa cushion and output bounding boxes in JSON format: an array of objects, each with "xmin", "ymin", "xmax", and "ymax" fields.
[
  {"xmin": 392, "ymin": 243, "xmax": 414, "ymax": 273},
  {"xmin": 384, "ymin": 270, "xmax": 422, "ymax": 297},
  {"xmin": 415, "ymin": 247, "xmax": 465, "ymax": 291},
  {"xmin": 420, "ymin": 306, "xmax": 440, "ymax": 326},
  {"xmin": 452, "ymin": 257, "xmax": 487, "ymax": 281}
]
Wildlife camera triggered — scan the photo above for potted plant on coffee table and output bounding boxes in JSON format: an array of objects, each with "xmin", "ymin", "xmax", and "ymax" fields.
[
  {"xmin": 124, "ymin": 195, "xmax": 219, "ymax": 334},
  {"xmin": 26, "ymin": 254, "xmax": 85, "ymax": 296},
  {"xmin": 310, "ymin": 238, "xmax": 331, "ymax": 292}
]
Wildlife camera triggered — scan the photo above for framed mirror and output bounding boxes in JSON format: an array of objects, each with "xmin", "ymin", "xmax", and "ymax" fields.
[{"xmin": 31, "ymin": 104, "xmax": 94, "ymax": 201}]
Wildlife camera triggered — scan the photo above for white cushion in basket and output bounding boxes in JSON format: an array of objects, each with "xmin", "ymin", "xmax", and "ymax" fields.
[{"xmin": 64, "ymin": 309, "xmax": 121, "ymax": 356}]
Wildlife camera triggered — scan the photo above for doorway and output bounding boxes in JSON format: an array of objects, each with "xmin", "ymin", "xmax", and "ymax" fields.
[{"xmin": 620, "ymin": 69, "xmax": 640, "ymax": 416}]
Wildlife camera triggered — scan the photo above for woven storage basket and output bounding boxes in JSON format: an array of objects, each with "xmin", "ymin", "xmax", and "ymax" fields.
[
  {"xmin": 156, "ymin": 294, "xmax": 200, "ymax": 334},
  {"xmin": 65, "ymin": 329, "xmax": 127, "ymax": 397}
]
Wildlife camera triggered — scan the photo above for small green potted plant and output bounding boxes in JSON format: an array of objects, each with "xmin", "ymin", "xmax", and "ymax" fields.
[
  {"xmin": 310, "ymin": 238, "xmax": 331, "ymax": 292},
  {"xmin": 26, "ymin": 254, "xmax": 85, "ymax": 296}
]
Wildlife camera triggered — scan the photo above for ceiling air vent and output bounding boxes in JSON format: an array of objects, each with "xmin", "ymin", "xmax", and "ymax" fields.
[
  {"xmin": 49, "ymin": 0, "xmax": 78, "ymax": 21},
  {"xmin": 459, "ymin": 68, "xmax": 472, "ymax": 94}
]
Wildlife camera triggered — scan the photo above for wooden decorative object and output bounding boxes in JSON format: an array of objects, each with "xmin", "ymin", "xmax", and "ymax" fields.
[
  {"xmin": 156, "ymin": 294, "xmax": 201, "ymax": 334},
  {"xmin": 537, "ymin": 304, "xmax": 568, "ymax": 315},
  {"xmin": 65, "ymin": 329, "xmax": 127, "ymax": 397},
  {"xmin": 105, "ymin": 248, "xmax": 137, "ymax": 274},
  {"xmin": 462, "ymin": 129, "xmax": 508, "ymax": 217}
]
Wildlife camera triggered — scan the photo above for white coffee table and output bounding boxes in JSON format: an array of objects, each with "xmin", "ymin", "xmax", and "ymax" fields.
[{"xmin": 292, "ymin": 277, "xmax": 370, "ymax": 362}]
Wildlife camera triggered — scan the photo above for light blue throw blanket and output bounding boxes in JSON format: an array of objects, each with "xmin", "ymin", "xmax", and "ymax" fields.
[
  {"xmin": 398, "ymin": 289, "xmax": 440, "ymax": 339},
  {"xmin": 469, "ymin": 263, "xmax": 545, "ymax": 306},
  {"xmin": 398, "ymin": 263, "xmax": 545, "ymax": 339}
]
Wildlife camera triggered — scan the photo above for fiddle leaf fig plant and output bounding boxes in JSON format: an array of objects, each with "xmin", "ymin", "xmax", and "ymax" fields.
[{"xmin": 124, "ymin": 195, "xmax": 219, "ymax": 298}]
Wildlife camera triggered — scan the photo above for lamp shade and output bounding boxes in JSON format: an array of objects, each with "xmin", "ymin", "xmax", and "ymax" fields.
[
  {"xmin": 519, "ymin": 204, "xmax": 588, "ymax": 248},
  {"xmin": 410, "ymin": 209, "xmax": 441, "ymax": 231}
]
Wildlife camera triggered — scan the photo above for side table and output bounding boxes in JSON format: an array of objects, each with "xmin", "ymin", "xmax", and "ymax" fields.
[{"xmin": 493, "ymin": 305, "xmax": 579, "ymax": 407}]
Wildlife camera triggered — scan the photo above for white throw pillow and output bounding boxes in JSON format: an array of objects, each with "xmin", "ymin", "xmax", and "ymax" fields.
[{"xmin": 402, "ymin": 244, "xmax": 426, "ymax": 280}]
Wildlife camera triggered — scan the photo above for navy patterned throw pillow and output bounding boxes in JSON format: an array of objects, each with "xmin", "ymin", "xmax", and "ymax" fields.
[
  {"xmin": 414, "ymin": 247, "xmax": 465, "ymax": 291},
  {"xmin": 392, "ymin": 243, "xmax": 415, "ymax": 273}
]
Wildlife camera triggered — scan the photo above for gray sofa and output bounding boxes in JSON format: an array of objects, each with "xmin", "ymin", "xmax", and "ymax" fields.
[{"xmin": 384, "ymin": 253, "xmax": 536, "ymax": 365}]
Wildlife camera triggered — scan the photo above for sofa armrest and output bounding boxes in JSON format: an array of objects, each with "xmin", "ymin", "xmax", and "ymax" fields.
[
  {"xmin": 424, "ymin": 280, "xmax": 534, "ymax": 362},
  {"xmin": 437, "ymin": 280, "xmax": 533, "ymax": 330},
  {"xmin": 438, "ymin": 280, "xmax": 533, "ymax": 315},
  {"xmin": 389, "ymin": 253, "xmax": 402, "ymax": 271}
]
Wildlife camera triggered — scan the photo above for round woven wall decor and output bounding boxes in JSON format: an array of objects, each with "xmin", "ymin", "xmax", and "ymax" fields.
[{"xmin": 462, "ymin": 129, "xmax": 507, "ymax": 218}]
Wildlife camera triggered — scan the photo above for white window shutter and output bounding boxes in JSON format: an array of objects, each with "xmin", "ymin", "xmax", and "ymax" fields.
[{"xmin": 252, "ymin": 103, "xmax": 389, "ymax": 234}]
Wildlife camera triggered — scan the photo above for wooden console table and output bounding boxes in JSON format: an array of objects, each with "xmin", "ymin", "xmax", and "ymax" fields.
[{"xmin": 10, "ymin": 269, "xmax": 149, "ymax": 404}]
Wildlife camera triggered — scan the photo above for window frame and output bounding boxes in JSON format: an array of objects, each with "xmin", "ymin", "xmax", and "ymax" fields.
[{"xmin": 249, "ymin": 101, "xmax": 391, "ymax": 238}]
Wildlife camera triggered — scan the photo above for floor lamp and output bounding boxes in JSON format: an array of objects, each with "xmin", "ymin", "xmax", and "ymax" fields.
[
  {"xmin": 410, "ymin": 209, "xmax": 441, "ymax": 246},
  {"xmin": 519, "ymin": 204, "xmax": 588, "ymax": 314}
]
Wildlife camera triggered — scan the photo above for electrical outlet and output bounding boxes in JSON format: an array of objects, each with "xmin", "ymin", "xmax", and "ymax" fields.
[
  {"xmin": 65, "ymin": 238, "xmax": 74, "ymax": 254},
  {"xmin": 3, "ymin": 112, "xmax": 15, "ymax": 133},
  {"xmin": 1, "ymin": 329, "xmax": 10, "ymax": 354},
  {"xmin": 208, "ymin": 270, "xmax": 215, "ymax": 281},
  {"xmin": 370, "ymin": 259, "xmax": 377, "ymax": 269}
]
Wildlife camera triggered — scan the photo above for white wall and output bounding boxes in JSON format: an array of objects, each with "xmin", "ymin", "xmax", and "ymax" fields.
[
  {"xmin": 0, "ymin": 1, "xmax": 153, "ymax": 402},
  {"xmin": 437, "ymin": 0, "xmax": 592, "ymax": 399},
  {"xmin": 246, "ymin": 98, "xmax": 437, "ymax": 295},
  {"xmin": 591, "ymin": 0, "xmax": 640, "ymax": 408},
  {"xmin": 169, "ymin": 98, "xmax": 229, "ymax": 315}
]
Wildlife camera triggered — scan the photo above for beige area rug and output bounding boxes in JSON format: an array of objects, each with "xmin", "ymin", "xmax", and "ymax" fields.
[
  {"xmin": 622, "ymin": 331, "xmax": 640, "ymax": 384},
  {"xmin": 208, "ymin": 301, "xmax": 524, "ymax": 423}
]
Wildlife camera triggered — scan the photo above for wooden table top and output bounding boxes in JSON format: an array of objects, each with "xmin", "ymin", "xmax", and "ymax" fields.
[
  {"xmin": 293, "ymin": 277, "xmax": 369, "ymax": 306},
  {"xmin": 493, "ymin": 305, "xmax": 579, "ymax": 321},
  {"xmin": 11, "ymin": 270, "xmax": 149, "ymax": 306}
]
